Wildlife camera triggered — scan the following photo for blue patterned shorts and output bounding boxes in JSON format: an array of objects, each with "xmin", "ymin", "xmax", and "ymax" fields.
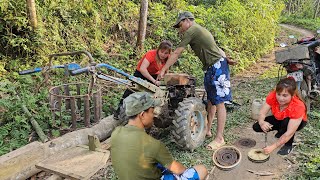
[
  {"xmin": 160, "ymin": 168, "xmax": 199, "ymax": 180},
  {"xmin": 157, "ymin": 163, "xmax": 199, "ymax": 180},
  {"xmin": 204, "ymin": 57, "xmax": 232, "ymax": 105}
]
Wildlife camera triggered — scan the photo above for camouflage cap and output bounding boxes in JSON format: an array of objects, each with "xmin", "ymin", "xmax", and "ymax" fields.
[
  {"xmin": 173, "ymin": 11, "xmax": 195, "ymax": 28},
  {"xmin": 124, "ymin": 92, "xmax": 161, "ymax": 117}
]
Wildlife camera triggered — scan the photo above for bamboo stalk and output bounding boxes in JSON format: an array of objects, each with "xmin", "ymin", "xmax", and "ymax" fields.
[{"xmin": 17, "ymin": 95, "xmax": 48, "ymax": 142}]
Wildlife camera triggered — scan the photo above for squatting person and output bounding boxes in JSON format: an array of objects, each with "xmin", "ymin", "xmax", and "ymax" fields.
[{"xmin": 252, "ymin": 77, "xmax": 308, "ymax": 155}]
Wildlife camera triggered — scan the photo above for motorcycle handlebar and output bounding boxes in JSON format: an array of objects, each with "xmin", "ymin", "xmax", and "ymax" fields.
[{"xmin": 307, "ymin": 40, "xmax": 320, "ymax": 49}]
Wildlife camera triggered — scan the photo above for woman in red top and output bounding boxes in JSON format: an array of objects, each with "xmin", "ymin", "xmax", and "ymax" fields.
[
  {"xmin": 114, "ymin": 40, "xmax": 172, "ymax": 119},
  {"xmin": 252, "ymin": 78, "xmax": 307, "ymax": 155},
  {"xmin": 135, "ymin": 40, "xmax": 172, "ymax": 86}
]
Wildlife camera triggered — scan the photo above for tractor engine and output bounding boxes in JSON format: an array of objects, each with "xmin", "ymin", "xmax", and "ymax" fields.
[{"xmin": 153, "ymin": 73, "xmax": 196, "ymax": 128}]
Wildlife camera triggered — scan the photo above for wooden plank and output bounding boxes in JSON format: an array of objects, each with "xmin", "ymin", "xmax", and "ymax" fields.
[
  {"xmin": 101, "ymin": 138, "xmax": 111, "ymax": 150},
  {"xmin": 36, "ymin": 146, "xmax": 110, "ymax": 180},
  {"xmin": 84, "ymin": 95, "xmax": 90, "ymax": 127},
  {"xmin": 70, "ymin": 97, "xmax": 77, "ymax": 129},
  {"xmin": 0, "ymin": 142, "xmax": 45, "ymax": 180},
  {"xmin": 64, "ymin": 84, "xmax": 71, "ymax": 109},
  {"xmin": 93, "ymin": 92, "xmax": 100, "ymax": 122},
  {"xmin": 76, "ymin": 84, "xmax": 81, "ymax": 111}
]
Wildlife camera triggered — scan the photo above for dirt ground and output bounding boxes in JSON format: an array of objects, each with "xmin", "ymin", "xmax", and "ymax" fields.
[
  {"xmin": 206, "ymin": 24, "xmax": 314, "ymax": 180},
  {"xmin": 208, "ymin": 124, "xmax": 289, "ymax": 180}
]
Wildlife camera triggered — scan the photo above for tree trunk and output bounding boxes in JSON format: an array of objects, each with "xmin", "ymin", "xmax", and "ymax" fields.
[
  {"xmin": 0, "ymin": 116, "xmax": 120, "ymax": 180},
  {"xmin": 288, "ymin": 0, "xmax": 293, "ymax": 15},
  {"xmin": 314, "ymin": 0, "xmax": 320, "ymax": 19},
  {"xmin": 26, "ymin": 0, "xmax": 38, "ymax": 29},
  {"xmin": 136, "ymin": 0, "xmax": 148, "ymax": 52}
]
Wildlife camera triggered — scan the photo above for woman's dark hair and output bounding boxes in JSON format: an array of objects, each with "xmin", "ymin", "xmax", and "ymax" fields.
[
  {"xmin": 156, "ymin": 40, "xmax": 173, "ymax": 62},
  {"xmin": 276, "ymin": 77, "xmax": 307, "ymax": 111},
  {"xmin": 276, "ymin": 77, "xmax": 297, "ymax": 96}
]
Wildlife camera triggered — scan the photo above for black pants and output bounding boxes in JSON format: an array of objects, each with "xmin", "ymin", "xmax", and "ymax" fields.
[
  {"xmin": 116, "ymin": 70, "xmax": 157, "ymax": 110},
  {"xmin": 252, "ymin": 116, "xmax": 307, "ymax": 146}
]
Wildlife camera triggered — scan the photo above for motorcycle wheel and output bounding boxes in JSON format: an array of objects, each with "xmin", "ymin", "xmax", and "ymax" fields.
[
  {"xmin": 172, "ymin": 97, "xmax": 207, "ymax": 151},
  {"xmin": 299, "ymin": 80, "xmax": 310, "ymax": 112}
]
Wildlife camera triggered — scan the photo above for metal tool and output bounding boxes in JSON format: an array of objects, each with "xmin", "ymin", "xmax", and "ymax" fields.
[{"xmin": 264, "ymin": 132, "xmax": 268, "ymax": 147}]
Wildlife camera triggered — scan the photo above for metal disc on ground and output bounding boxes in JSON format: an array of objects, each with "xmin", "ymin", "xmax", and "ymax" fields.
[
  {"xmin": 212, "ymin": 146, "xmax": 242, "ymax": 171},
  {"xmin": 234, "ymin": 138, "xmax": 256, "ymax": 148},
  {"xmin": 248, "ymin": 148, "xmax": 270, "ymax": 163}
]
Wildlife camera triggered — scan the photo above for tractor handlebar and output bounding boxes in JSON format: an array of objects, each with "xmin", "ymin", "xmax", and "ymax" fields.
[
  {"xmin": 18, "ymin": 67, "xmax": 42, "ymax": 75},
  {"xmin": 70, "ymin": 67, "xmax": 90, "ymax": 75}
]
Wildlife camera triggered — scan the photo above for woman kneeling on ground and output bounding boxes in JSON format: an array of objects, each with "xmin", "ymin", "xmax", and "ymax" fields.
[
  {"xmin": 114, "ymin": 40, "xmax": 173, "ymax": 119},
  {"xmin": 252, "ymin": 77, "xmax": 308, "ymax": 155}
]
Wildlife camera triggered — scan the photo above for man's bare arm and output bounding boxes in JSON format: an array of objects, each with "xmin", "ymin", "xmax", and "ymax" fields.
[
  {"xmin": 166, "ymin": 160, "xmax": 186, "ymax": 175},
  {"xmin": 158, "ymin": 47, "xmax": 184, "ymax": 79},
  {"xmin": 275, "ymin": 118, "xmax": 302, "ymax": 147}
]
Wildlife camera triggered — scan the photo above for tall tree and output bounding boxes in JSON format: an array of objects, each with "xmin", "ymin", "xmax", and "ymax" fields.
[
  {"xmin": 314, "ymin": 0, "xmax": 320, "ymax": 19},
  {"xmin": 26, "ymin": 0, "xmax": 37, "ymax": 29},
  {"xmin": 136, "ymin": 0, "xmax": 148, "ymax": 52}
]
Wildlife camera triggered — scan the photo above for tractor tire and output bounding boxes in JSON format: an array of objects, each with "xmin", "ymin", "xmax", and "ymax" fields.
[
  {"xmin": 118, "ymin": 105, "xmax": 129, "ymax": 125},
  {"xmin": 172, "ymin": 97, "xmax": 207, "ymax": 151},
  {"xmin": 299, "ymin": 80, "xmax": 310, "ymax": 112}
]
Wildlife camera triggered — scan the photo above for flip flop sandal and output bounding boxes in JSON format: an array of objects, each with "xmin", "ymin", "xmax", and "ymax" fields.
[{"xmin": 206, "ymin": 141, "xmax": 226, "ymax": 151}]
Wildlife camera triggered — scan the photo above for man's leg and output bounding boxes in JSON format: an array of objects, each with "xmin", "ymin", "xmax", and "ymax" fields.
[
  {"xmin": 214, "ymin": 102, "xmax": 226, "ymax": 144},
  {"xmin": 193, "ymin": 165, "xmax": 208, "ymax": 180},
  {"xmin": 206, "ymin": 101, "xmax": 216, "ymax": 137}
]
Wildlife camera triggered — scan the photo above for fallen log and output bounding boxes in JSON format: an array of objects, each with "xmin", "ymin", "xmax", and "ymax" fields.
[{"xmin": 0, "ymin": 115, "xmax": 120, "ymax": 180}]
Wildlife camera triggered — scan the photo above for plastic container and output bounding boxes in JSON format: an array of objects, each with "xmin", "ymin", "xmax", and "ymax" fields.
[
  {"xmin": 251, "ymin": 99, "xmax": 263, "ymax": 120},
  {"xmin": 251, "ymin": 99, "xmax": 272, "ymax": 120}
]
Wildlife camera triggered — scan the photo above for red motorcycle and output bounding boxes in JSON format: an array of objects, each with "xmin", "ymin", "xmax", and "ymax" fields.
[{"xmin": 275, "ymin": 31, "xmax": 320, "ymax": 111}]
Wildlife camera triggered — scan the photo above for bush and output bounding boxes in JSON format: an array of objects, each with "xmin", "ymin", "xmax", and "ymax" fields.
[{"xmin": 0, "ymin": 0, "xmax": 284, "ymax": 155}]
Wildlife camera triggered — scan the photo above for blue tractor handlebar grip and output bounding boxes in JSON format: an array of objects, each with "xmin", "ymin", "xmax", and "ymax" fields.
[
  {"xmin": 71, "ymin": 67, "xmax": 90, "ymax": 75},
  {"xmin": 19, "ymin": 67, "xmax": 42, "ymax": 75}
]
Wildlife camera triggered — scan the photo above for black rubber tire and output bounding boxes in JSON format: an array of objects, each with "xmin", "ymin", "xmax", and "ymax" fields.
[
  {"xmin": 172, "ymin": 97, "xmax": 207, "ymax": 151},
  {"xmin": 118, "ymin": 105, "xmax": 129, "ymax": 125},
  {"xmin": 299, "ymin": 80, "xmax": 310, "ymax": 112}
]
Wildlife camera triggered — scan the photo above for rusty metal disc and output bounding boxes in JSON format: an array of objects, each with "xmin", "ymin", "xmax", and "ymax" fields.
[
  {"xmin": 234, "ymin": 138, "xmax": 256, "ymax": 148},
  {"xmin": 212, "ymin": 146, "xmax": 242, "ymax": 170},
  {"xmin": 248, "ymin": 148, "xmax": 270, "ymax": 163}
]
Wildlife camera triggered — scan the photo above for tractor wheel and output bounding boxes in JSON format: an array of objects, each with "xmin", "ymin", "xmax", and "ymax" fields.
[
  {"xmin": 299, "ymin": 80, "xmax": 310, "ymax": 112},
  {"xmin": 172, "ymin": 97, "xmax": 207, "ymax": 151},
  {"xmin": 118, "ymin": 105, "xmax": 129, "ymax": 124}
]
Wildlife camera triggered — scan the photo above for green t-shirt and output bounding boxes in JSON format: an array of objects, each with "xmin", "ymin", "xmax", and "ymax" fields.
[
  {"xmin": 111, "ymin": 125, "xmax": 174, "ymax": 180},
  {"xmin": 178, "ymin": 23, "xmax": 222, "ymax": 70}
]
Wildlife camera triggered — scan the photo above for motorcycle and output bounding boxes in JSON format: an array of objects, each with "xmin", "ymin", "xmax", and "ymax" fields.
[{"xmin": 275, "ymin": 30, "xmax": 320, "ymax": 111}]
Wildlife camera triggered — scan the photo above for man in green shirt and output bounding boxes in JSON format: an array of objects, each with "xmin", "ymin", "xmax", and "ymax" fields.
[
  {"xmin": 111, "ymin": 92, "xmax": 208, "ymax": 180},
  {"xmin": 158, "ymin": 11, "xmax": 236, "ymax": 150}
]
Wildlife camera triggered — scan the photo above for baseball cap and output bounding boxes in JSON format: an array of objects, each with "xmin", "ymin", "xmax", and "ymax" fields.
[
  {"xmin": 124, "ymin": 92, "xmax": 161, "ymax": 116},
  {"xmin": 173, "ymin": 11, "xmax": 195, "ymax": 28}
]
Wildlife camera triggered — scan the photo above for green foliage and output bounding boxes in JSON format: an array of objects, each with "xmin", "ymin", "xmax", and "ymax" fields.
[
  {"xmin": 295, "ymin": 110, "xmax": 320, "ymax": 178},
  {"xmin": 280, "ymin": 15, "xmax": 320, "ymax": 31},
  {"xmin": 0, "ymin": 75, "xmax": 51, "ymax": 155},
  {"xmin": 282, "ymin": 0, "xmax": 319, "ymax": 19},
  {"xmin": 0, "ymin": 0, "xmax": 284, "ymax": 157}
]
